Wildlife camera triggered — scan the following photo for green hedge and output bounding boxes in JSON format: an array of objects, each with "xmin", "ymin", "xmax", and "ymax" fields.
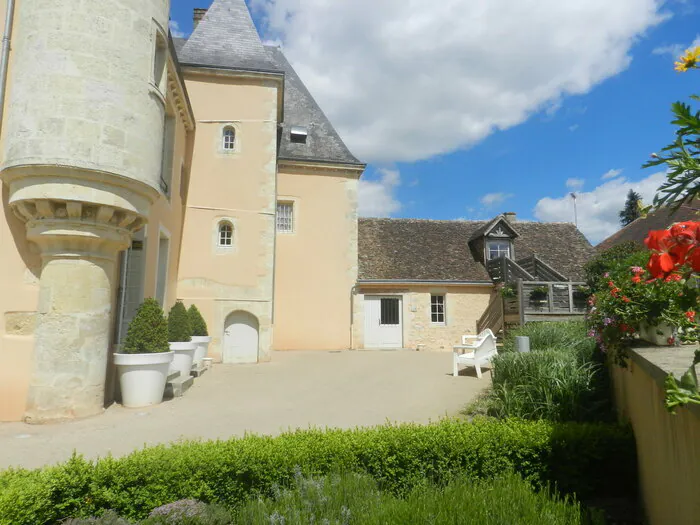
[{"xmin": 0, "ymin": 419, "xmax": 636, "ymax": 524}]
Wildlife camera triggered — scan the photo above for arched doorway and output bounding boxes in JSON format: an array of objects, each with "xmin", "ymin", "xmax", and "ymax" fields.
[{"xmin": 223, "ymin": 311, "xmax": 259, "ymax": 364}]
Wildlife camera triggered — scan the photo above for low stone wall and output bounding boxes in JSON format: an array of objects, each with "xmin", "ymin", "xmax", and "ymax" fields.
[{"xmin": 611, "ymin": 345, "xmax": 700, "ymax": 525}]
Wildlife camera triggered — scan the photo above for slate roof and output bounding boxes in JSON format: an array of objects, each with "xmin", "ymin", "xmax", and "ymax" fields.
[
  {"xmin": 358, "ymin": 218, "xmax": 595, "ymax": 282},
  {"xmin": 178, "ymin": 0, "xmax": 280, "ymax": 73},
  {"xmin": 172, "ymin": 37, "xmax": 187, "ymax": 55},
  {"xmin": 597, "ymin": 202, "xmax": 700, "ymax": 252},
  {"xmin": 265, "ymin": 46, "xmax": 364, "ymax": 167}
]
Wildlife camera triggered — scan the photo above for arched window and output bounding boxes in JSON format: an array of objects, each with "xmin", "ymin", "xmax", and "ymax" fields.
[
  {"xmin": 218, "ymin": 221, "xmax": 233, "ymax": 247},
  {"xmin": 222, "ymin": 127, "xmax": 236, "ymax": 151}
]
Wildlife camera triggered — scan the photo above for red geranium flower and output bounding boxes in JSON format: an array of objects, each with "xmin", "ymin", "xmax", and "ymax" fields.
[
  {"xmin": 686, "ymin": 310, "xmax": 696, "ymax": 323},
  {"xmin": 631, "ymin": 275, "xmax": 641, "ymax": 284},
  {"xmin": 670, "ymin": 221, "xmax": 700, "ymax": 245},
  {"xmin": 622, "ymin": 296, "xmax": 631, "ymax": 303}
]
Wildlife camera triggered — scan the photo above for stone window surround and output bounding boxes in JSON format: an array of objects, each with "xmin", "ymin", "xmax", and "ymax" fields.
[
  {"xmin": 218, "ymin": 220, "xmax": 234, "ymax": 247},
  {"xmin": 213, "ymin": 216, "xmax": 237, "ymax": 254},
  {"xmin": 217, "ymin": 122, "xmax": 241, "ymax": 155}
]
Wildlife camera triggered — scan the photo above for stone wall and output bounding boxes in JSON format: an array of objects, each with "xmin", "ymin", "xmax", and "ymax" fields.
[
  {"xmin": 354, "ymin": 284, "xmax": 493, "ymax": 351},
  {"xmin": 611, "ymin": 346, "xmax": 700, "ymax": 525}
]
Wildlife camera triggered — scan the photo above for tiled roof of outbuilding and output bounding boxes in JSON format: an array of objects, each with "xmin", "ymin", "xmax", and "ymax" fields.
[
  {"xmin": 358, "ymin": 218, "xmax": 595, "ymax": 282},
  {"xmin": 596, "ymin": 202, "xmax": 700, "ymax": 252}
]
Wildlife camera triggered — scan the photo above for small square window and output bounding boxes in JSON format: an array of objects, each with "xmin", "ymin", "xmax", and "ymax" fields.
[
  {"xmin": 276, "ymin": 202, "xmax": 294, "ymax": 233},
  {"xmin": 431, "ymin": 295, "xmax": 445, "ymax": 324}
]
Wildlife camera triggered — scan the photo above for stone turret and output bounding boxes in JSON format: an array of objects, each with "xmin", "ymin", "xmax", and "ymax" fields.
[{"xmin": 0, "ymin": 0, "xmax": 172, "ymax": 421}]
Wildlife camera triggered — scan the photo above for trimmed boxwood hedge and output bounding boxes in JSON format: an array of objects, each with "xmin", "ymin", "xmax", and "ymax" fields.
[{"xmin": 0, "ymin": 419, "xmax": 636, "ymax": 524}]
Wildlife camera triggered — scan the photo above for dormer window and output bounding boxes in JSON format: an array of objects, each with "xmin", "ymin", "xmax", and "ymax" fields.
[
  {"xmin": 222, "ymin": 127, "xmax": 236, "ymax": 151},
  {"xmin": 290, "ymin": 126, "xmax": 308, "ymax": 144},
  {"xmin": 487, "ymin": 240, "xmax": 511, "ymax": 260}
]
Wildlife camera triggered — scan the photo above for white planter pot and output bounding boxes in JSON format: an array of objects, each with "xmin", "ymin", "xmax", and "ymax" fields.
[
  {"xmin": 114, "ymin": 351, "xmax": 174, "ymax": 408},
  {"xmin": 169, "ymin": 341, "xmax": 197, "ymax": 379},
  {"xmin": 191, "ymin": 336, "xmax": 212, "ymax": 364},
  {"xmin": 641, "ymin": 323, "xmax": 675, "ymax": 346}
]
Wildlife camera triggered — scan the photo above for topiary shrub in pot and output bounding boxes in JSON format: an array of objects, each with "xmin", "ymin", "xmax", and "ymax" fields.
[
  {"xmin": 188, "ymin": 304, "xmax": 211, "ymax": 365},
  {"xmin": 114, "ymin": 298, "xmax": 173, "ymax": 408},
  {"xmin": 168, "ymin": 300, "xmax": 197, "ymax": 380}
]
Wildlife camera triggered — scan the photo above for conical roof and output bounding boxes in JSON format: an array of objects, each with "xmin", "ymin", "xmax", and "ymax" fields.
[{"xmin": 179, "ymin": 0, "xmax": 279, "ymax": 73}]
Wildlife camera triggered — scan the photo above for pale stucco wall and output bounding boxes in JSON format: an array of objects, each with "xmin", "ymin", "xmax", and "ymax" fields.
[
  {"xmin": 177, "ymin": 72, "xmax": 280, "ymax": 363},
  {"xmin": 612, "ymin": 355, "xmax": 700, "ymax": 525},
  {"xmin": 273, "ymin": 166, "xmax": 359, "ymax": 350},
  {"xmin": 353, "ymin": 285, "xmax": 493, "ymax": 351}
]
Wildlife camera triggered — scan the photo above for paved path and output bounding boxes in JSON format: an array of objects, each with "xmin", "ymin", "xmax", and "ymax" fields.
[{"xmin": 0, "ymin": 351, "xmax": 488, "ymax": 470}]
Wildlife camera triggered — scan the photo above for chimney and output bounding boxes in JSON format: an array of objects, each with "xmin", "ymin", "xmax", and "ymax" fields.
[
  {"xmin": 504, "ymin": 212, "xmax": 517, "ymax": 222},
  {"xmin": 193, "ymin": 8, "xmax": 208, "ymax": 29}
]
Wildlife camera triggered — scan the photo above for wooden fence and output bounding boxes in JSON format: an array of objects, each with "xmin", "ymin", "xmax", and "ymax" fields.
[{"xmin": 517, "ymin": 280, "xmax": 587, "ymax": 323}]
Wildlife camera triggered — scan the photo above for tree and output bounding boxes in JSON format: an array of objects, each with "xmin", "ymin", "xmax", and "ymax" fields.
[{"xmin": 619, "ymin": 190, "xmax": 643, "ymax": 226}]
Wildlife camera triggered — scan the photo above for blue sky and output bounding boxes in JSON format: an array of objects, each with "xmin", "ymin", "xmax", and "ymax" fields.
[{"xmin": 170, "ymin": 0, "xmax": 700, "ymax": 244}]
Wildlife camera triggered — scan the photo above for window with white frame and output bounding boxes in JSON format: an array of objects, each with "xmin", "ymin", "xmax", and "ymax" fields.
[
  {"xmin": 431, "ymin": 294, "xmax": 445, "ymax": 324},
  {"xmin": 276, "ymin": 202, "xmax": 294, "ymax": 233},
  {"xmin": 487, "ymin": 240, "xmax": 511, "ymax": 260},
  {"xmin": 222, "ymin": 126, "xmax": 236, "ymax": 151},
  {"xmin": 218, "ymin": 221, "xmax": 233, "ymax": 247}
]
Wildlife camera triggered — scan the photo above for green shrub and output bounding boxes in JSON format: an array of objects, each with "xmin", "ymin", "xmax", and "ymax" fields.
[
  {"xmin": 489, "ymin": 351, "xmax": 612, "ymax": 422},
  {"xmin": 121, "ymin": 299, "xmax": 170, "ymax": 355},
  {"xmin": 41, "ymin": 471, "xmax": 602, "ymax": 525},
  {"xmin": 584, "ymin": 241, "xmax": 646, "ymax": 291},
  {"xmin": 502, "ymin": 321, "xmax": 595, "ymax": 355},
  {"xmin": 490, "ymin": 322, "xmax": 612, "ymax": 423},
  {"xmin": 167, "ymin": 301, "xmax": 192, "ymax": 343},
  {"xmin": 0, "ymin": 419, "xmax": 636, "ymax": 524},
  {"xmin": 238, "ymin": 470, "xmax": 587, "ymax": 525},
  {"xmin": 187, "ymin": 305, "xmax": 209, "ymax": 337}
]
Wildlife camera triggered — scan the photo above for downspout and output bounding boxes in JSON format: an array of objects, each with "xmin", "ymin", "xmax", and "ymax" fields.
[{"xmin": 0, "ymin": 0, "xmax": 15, "ymax": 131}]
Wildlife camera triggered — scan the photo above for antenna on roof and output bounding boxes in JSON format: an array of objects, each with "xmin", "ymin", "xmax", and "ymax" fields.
[{"xmin": 570, "ymin": 192, "xmax": 578, "ymax": 229}]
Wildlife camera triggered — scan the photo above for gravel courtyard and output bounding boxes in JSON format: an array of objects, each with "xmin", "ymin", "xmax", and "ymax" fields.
[{"xmin": 0, "ymin": 350, "xmax": 488, "ymax": 470}]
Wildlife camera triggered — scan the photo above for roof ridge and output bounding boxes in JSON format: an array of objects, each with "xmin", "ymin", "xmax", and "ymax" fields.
[
  {"xmin": 359, "ymin": 217, "xmax": 486, "ymax": 223},
  {"xmin": 179, "ymin": 0, "xmax": 279, "ymax": 73}
]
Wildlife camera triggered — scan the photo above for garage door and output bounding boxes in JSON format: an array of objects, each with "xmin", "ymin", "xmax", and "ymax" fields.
[{"xmin": 364, "ymin": 296, "xmax": 403, "ymax": 349}]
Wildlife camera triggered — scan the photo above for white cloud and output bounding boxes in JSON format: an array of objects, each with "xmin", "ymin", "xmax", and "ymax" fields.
[
  {"xmin": 481, "ymin": 192, "xmax": 514, "ymax": 207},
  {"xmin": 566, "ymin": 178, "xmax": 585, "ymax": 191},
  {"xmin": 358, "ymin": 168, "xmax": 402, "ymax": 217},
  {"xmin": 169, "ymin": 20, "xmax": 186, "ymax": 39},
  {"xmin": 601, "ymin": 168, "xmax": 624, "ymax": 180},
  {"xmin": 569, "ymin": 124, "xmax": 579, "ymax": 132},
  {"xmin": 255, "ymin": 0, "xmax": 666, "ymax": 163},
  {"xmin": 534, "ymin": 171, "xmax": 667, "ymax": 244},
  {"xmin": 653, "ymin": 35, "xmax": 700, "ymax": 56}
]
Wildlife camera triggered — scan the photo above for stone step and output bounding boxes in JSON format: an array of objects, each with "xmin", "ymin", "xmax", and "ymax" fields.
[
  {"xmin": 165, "ymin": 374, "xmax": 193, "ymax": 398},
  {"xmin": 190, "ymin": 362, "xmax": 207, "ymax": 378}
]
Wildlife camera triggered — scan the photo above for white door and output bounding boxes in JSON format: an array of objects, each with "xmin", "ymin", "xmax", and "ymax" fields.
[
  {"xmin": 364, "ymin": 296, "xmax": 403, "ymax": 349},
  {"xmin": 223, "ymin": 312, "xmax": 259, "ymax": 364}
]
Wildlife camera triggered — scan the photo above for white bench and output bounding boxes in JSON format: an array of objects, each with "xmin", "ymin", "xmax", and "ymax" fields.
[{"xmin": 453, "ymin": 329, "xmax": 498, "ymax": 379}]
